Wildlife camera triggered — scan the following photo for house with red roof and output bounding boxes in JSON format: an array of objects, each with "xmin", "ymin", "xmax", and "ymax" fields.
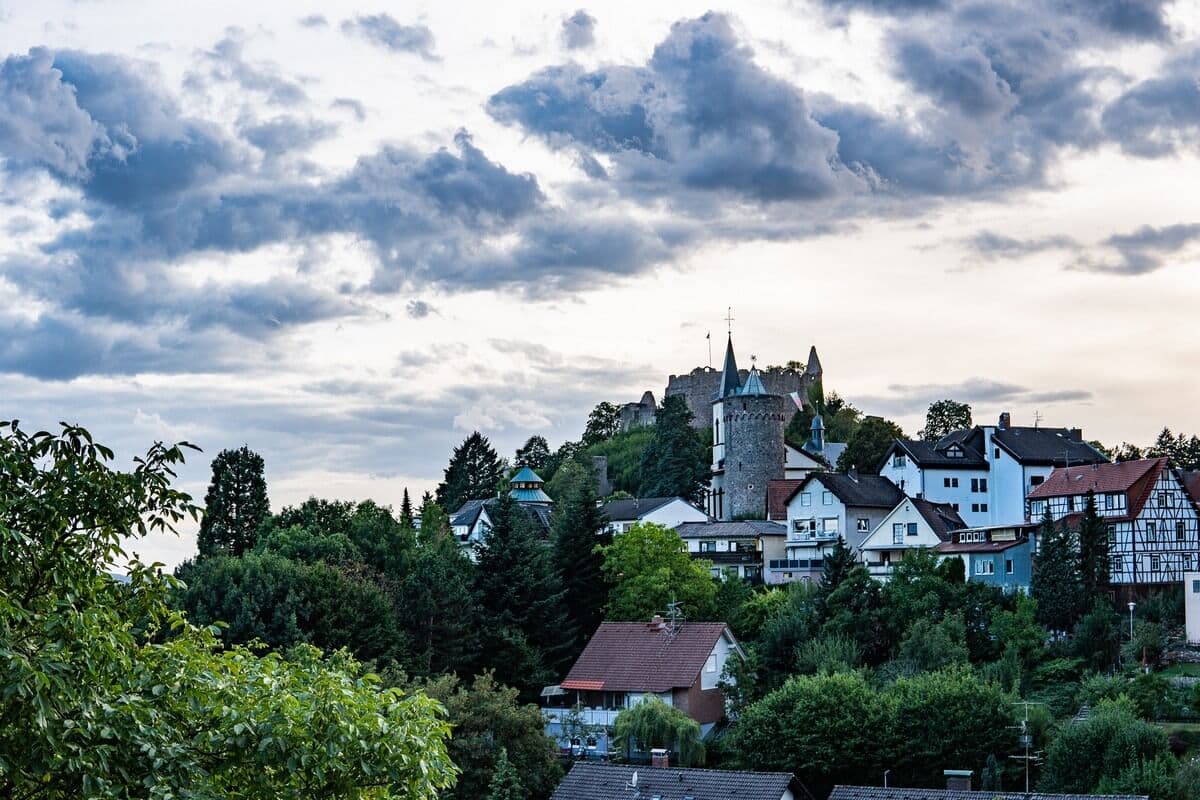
[
  {"xmin": 542, "ymin": 617, "xmax": 744, "ymax": 757},
  {"xmin": 1028, "ymin": 458, "xmax": 1200, "ymax": 588}
]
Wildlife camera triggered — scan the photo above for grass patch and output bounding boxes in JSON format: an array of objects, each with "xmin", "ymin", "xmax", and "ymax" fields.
[{"xmin": 1160, "ymin": 663, "xmax": 1200, "ymax": 677}]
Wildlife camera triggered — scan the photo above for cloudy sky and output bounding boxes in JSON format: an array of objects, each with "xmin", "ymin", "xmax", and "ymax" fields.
[{"xmin": 3, "ymin": 0, "xmax": 1200, "ymax": 567}]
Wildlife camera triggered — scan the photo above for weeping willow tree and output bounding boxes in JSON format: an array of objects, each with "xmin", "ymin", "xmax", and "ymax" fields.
[{"xmin": 612, "ymin": 697, "xmax": 706, "ymax": 766}]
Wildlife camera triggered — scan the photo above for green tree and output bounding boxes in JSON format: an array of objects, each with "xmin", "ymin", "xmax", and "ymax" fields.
[
  {"xmin": 991, "ymin": 593, "xmax": 1047, "ymax": 670},
  {"xmin": 919, "ymin": 399, "xmax": 973, "ymax": 441},
  {"xmin": 820, "ymin": 566, "xmax": 889, "ymax": 663},
  {"xmin": 1097, "ymin": 755, "xmax": 1179, "ymax": 800},
  {"xmin": 486, "ymin": 748, "xmax": 525, "ymax": 800},
  {"xmin": 197, "ymin": 445, "xmax": 270, "ymax": 556},
  {"xmin": 836, "ymin": 416, "xmax": 905, "ymax": 474},
  {"xmin": 639, "ymin": 395, "xmax": 709, "ymax": 504},
  {"xmin": 395, "ymin": 527, "xmax": 479, "ymax": 676},
  {"xmin": 582, "ymin": 401, "xmax": 622, "ymax": 446},
  {"xmin": 1073, "ymin": 601, "xmax": 1122, "ymax": 673},
  {"xmin": 273, "ymin": 496, "xmax": 355, "ymax": 536},
  {"xmin": 550, "ymin": 460, "xmax": 611, "ymax": 650},
  {"xmin": 474, "ymin": 494, "xmax": 574, "ymax": 696},
  {"xmin": 1040, "ymin": 698, "xmax": 1170, "ymax": 794},
  {"xmin": 400, "ymin": 487, "xmax": 416, "ymax": 530},
  {"xmin": 579, "ymin": 426, "xmax": 655, "ymax": 496},
  {"xmin": 1032, "ymin": 508, "xmax": 1082, "ymax": 634},
  {"xmin": 817, "ymin": 536, "xmax": 856, "ymax": 611},
  {"xmin": 795, "ymin": 633, "xmax": 861, "ymax": 675},
  {"xmin": 1113, "ymin": 441, "xmax": 1145, "ymax": 462},
  {"xmin": 613, "ymin": 697, "xmax": 705, "ymax": 766},
  {"xmin": 0, "ymin": 421, "xmax": 456, "ymax": 798},
  {"xmin": 437, "ymin": 431, "xmax": 504, "ymax": 512},
  {"xmin": 897, "ymin": 614, "xmax": 970, "ymax": 672},
  {"xmin": 421, "ymin": 672, "xmax": 561, "ymax": 800},
  {"xmin": 598, "ymin": 522, "xmax": 716, "ymax": 621},
  {"xmin": 256, "ymin": 523, "xmax": 360, "ymax": 564},
  {"xmin": 515, "ymin": 435, "xmax": 552, "ymax": 470},
  {"xmin": 1077, "ymin": 491, "xmax": 1110, "ymax": 603}
]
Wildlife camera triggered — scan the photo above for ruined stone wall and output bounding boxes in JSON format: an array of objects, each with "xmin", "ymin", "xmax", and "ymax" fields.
[{"xmin": 665, "ymin": 366, "xmax": 817, "ymax": 428}]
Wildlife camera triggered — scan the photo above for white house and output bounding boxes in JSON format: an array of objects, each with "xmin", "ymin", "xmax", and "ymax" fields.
[
  {"xmin": 449, "ymin": 467, "xmax": 554, "ymax": 560},
  {"xmin": 1029, "ymin": 458, "xmax": 1200, "ymax": 589},
  {"xmin": 675, "ymin": 520, "xmax": 788, "ymax": 583},
  {"xmin": 766, "ymin": 471, "xmax": 903, "ymax": 583},
  {"xmin": 859, "ymin": 497, "xmax": 965, "ymax": 580},
  {"xmin": 600, "ymin": 496, "xmax": 709, "ymax": 535},
  {"xmin": 879, "ymin": 412, "xmax": 1107, "ymax": 528}
]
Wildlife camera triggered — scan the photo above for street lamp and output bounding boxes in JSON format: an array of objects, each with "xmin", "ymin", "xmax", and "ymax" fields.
[{"xmin": 1128, "ymin": 601, "xmax": 1137, "ymax": 641}]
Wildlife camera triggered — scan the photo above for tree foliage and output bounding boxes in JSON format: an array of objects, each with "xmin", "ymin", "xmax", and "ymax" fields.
[
  {"xmin": 1040, "ymin": 698, "xmax": 1170, "ymax": 795},
  {"xmin": 919, "ymin": 399, "xmax": 973, "ymax": 441},
  {"xmin": 598, "ymin": 522, "xmax": 716, "ymax": 621},
  {"xmin": 437, "ymin": 432, "xmax": 504, "ymax": 512},
  {"xmin": 582, "ymin": 401, "xmax": 622, "ymax": 447},
  {"xmin": 550, "ymin": 460, "xmax": 611, "ymax": 650},
  {"xmin": 1032, "ymin": 508, "xmax": 1082, "ymax": 634},
  {"xmin": 613, "ymin": 697, "xmax": 705, "ymax": 766},
  {"xmin": 0, "ymin": 421, "xmax": 456, "ymax": 799},
  {"xmin": 1077, "ymin": 491, "xmax": 1110, "ymax": 605},
  {"xmin": 485, "ymin": 748, "xmax": 525, "ymax": 800},
  {"xmin": 639, "ymin": 395, "xmax": 709, "ymax": 504},
  {"xmin": 197, "ymin": 445, "xmax": 270, "ymax": 557},
  {"xmin": 515, "ymin": 435, "xmax": 552, "ymax": 471},
  {"xmin": 1147, "ymin": 427, "xmax": 1200, "ymax": 470},
  {"xmin": 836, "ymin": 416, "xmax": 905, "ymax": 474}
]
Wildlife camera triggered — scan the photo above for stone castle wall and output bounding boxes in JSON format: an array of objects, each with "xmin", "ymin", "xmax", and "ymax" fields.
[
  {"xmin": 665, "ymin": 366, "xmax": 817, "ymax": 428},
  {"xmin": 723, "ymin": 394, "xmax": 788, "ymax": 520}
]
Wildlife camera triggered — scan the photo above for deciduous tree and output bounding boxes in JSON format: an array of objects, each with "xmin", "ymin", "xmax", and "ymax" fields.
[
  {"xmin": 836, "ymin": 416, "xmax": 905, "ymax": 474},
  {"xmin": 599, "ymin": 522, "xmax": 716, "ymax": 621},
  {"xmin": 197, "ymin": 445, "xmax": 270, "ymax": 556},
  {"xmin": 919, "ymin": 399, "xmax": 973, "ymax": 441},
  {"xmin": 515, "ymin": 435, "xmax": 552, "ymax": 470},
  {"xmin": 582, "ymin": 401, "xmax": 622, "ymax": 446},
  {"xmin": 613, "ymin": 697, "xmax": 705, "ymax": 766}
]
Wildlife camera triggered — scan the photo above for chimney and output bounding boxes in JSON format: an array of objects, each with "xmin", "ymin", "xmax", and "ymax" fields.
[
  {"xmin": 848, "ymin": 467, "xmax": 859, "ymax": 482},
  {"xmin": 1068, "ymin": 427, "xmax": 1083, "ymax": 442},
  {"xmin": 944, "ymin": 770, "xmax": 973, "ymax": 791},
  {"xmin": 648, "ymin": 614, "xmax": 666, "ymax": 631},
  {"xmin": 651, "ymin": 748, "xmax": 669, "ymax": 768},
  {"xmin": 998, "ymin": 412, "xmax": 1011, "ymax": 430}
]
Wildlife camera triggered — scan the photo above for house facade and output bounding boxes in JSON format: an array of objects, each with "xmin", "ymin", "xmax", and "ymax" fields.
[
  {"xmin": 1028, "ymin": 458, "xmax": 1200, "ymax": 588},
  {"xmin": 879, "ymin": 412, "xmax": 1107, "ymax": 528},
  {"xmin": 449, "ymin": 466, "xmax": 554, "ymax": 559},
  {"xmin": 859, "ymin": 497, "xmax": 965, "ymax": 580},
  {"xmin": 542, "ymin": 619, "xmax": 744, "ymax": 757},
  {"xmin": 675, "ymin": 520, "xmax": 787, "ymax": 584},
  {"xmin": 767, "ymin": 471, "xmax": 903, "ymax": 583},
  {"xmin": 600, "ymin": 496, "xmax": 709, "ymax": 536},
  {"xmin": 936, "ymin": 523, "xmax": 1038, "ymax": 593}
]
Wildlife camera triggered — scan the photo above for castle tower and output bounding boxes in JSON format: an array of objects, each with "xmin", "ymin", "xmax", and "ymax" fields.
[{"xmin": 717, "ymin": 358, "xmax": 787, "ymax": 521}]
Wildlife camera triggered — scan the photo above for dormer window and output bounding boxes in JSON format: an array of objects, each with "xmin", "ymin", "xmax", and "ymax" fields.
[{"xmin": 946, "ymin": 445, "xmax": 963, "ymax": 458}]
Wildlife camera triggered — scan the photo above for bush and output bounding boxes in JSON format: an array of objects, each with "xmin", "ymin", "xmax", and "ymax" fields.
[
  {"xmin": 1040, "ymin": 698, "xmax": 1170, "ymax": 794},
  {"xmin": 1125, "ymin": 621, "xmax": 1168, "ymax": 668},
  {"xmin": 795, "ymin": 634, "xmax": 862, "ymax": 675}
]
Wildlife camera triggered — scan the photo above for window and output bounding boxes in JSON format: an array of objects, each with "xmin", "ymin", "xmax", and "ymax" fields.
[
  {"xmin": 975, "ymin": 560, "xmax": 995, "ymax": 575},
  {"xmin": 700, "ymin": 540, "xmax": 717, "ymax": 552},
  {"xmin": 1107, "ymin": 525, "xmax": 1116, "ymax": 543},
  {"xmin": 734, "ymin": 540, "xmax": 756, "ymax": 553},
  {"xmin": 1005, "ymin": 559, "xmax": 1014, "ymax": 575},
  {"xmin": 980, "ymin": 478, "xmax": 988, "ymax": 492},
  {"xmin": 893, "ymin": 454, "xmax": 907, "ymax": 468},
  {"xmin": 980, "ymin": 503, "xmax": 988, "ymax": 512},
  {"xmin": 1193, "ymin": 579, "xmax": 1200, "ymax": 594},
  {"xmin": 907, "ymin": 522, "xmax": 919, "ymax": 536},
  {"xmin": 971, "ymin": 503, "xmax": 980, "ymax": 513},
  {"xmin": 1147, "ymin": 521, "xmax": 1157, "ymax": 542},
  {"xmin": 822, "ymin": 491, "xmax": 833, "ymax": 506},
  {"xmin": 1111, "ymin": 557, "xmax": 1122, "ymax": 573},
  {"xmin": 800, "ymin": 492, "xmax": 812, "ymax": 507},
  {"xmin": 822, "ymin": 518, "xmax": 840, "ymax": 536},
  {"xmin": 706, "ymin": 654, "xmax": 717, "ymax": 673},
  {"xmin": 893, "ymin": 523, "xmax": 904, "ymax": 545},
  {"xmin": 1151, "ymin": 555, "xmax": 1162, "ymax": 572},
  {"xmin": 1030, "ymin": 475, "xmax": 1044, "ymax": 487},
  {"xmin": 1104, "ymin": 493, "xmax": 1117, "ymax": 510},
  {"xmin": 714, "ymin": 419, "xmax": 720, "ymax": 444},
  {"xmin": 994, "ymin": 447, "xmax": 1001, "ymax": 459},
  {"xmin": 1030, "ymin": 500, "xmax": 1045, "ymax": 518},
  {"xmin": 951, "ymin": 477, "xmax": 959, "ymax": 488},
  {"xmin": 951, "ymin": 503, "xmax": 960, "ymax": 511},
  {"xmin": 1066, "ymin": 495, "xmax": 1075, "ymax": 511},
  {"xmin": 944, "ymin": 477, "xmax": 952, "ymax": 488},
  {"xmin": 857, "ymin": 518, "xmax": 870, "ymax": 533},
  {"xmin": 1178, "ymin": 521, "xmax": 1186, "ymax": 542},
  {"xmin": 971, "ymin": 478, "xmax": 988, "ymax": 492},
  {"xmin": 947, "ymin": 445, "xmax": 963, "ymax": 458}
]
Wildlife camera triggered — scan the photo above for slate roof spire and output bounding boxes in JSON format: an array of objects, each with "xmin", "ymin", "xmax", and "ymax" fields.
[
  {"xmin": 718, "ymin": 334, "xmax": 741, "ymax": 398},
  {"xmin": 806, "ymin": 345, "xmax": 823, "ymax": 376},
  {"xmin": 739, "ymin": 361, "xmax": 769, "ymax": 396}
]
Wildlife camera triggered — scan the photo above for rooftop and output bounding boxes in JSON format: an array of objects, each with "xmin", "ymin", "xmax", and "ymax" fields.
[
  {"xmin": 561, "ymin": 621, "xmax": 734, "ymax": 693},
  {"xmin": 800, "ymin": 472, "xmax": 905, "ymax": 509},
  {"xmin": 675, "ymin": 520, "xmax": 787, "ymax": 538},
  {"xmin": 552, "ymin": 763, "xmax": 799, "ymax": 800},
  {"xmin": 830, "ymin": 786, "xmax": 1146, "ymax": 800},
  {"xmin": 601, "ymin": 496, "xmax": 696, "ymax": 522},
  {"xmin": 1028, "ymin": 458, "xmax": 1166, "ymax": 500}
]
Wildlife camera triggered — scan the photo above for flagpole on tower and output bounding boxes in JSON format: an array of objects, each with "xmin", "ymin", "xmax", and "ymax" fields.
[{"xmin": 707, "ymin": 331, "xmax": 712, "ymax": 368}]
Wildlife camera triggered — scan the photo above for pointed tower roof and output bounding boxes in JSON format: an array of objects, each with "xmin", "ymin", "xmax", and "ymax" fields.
[
  {"xmin": 805, "ymin": 346, "xmax": 822, "ymax": 376},
  {"xmin": 739, "ymin": 366, "xmax": 769, "ymax": 396},
  {"xmin": 717, "ymin": 335, "xmax": 741, "ymax": 398}
]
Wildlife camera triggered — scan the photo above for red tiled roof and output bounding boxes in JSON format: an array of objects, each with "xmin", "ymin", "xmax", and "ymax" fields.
[
  {"xmin": 767, "ymin": 479, "xmax": 803, "ymax": 521},
  {"xmin": 1028, "ymin": 458, "xmax": 1166, "ymax": 500},
  {"xmin": 561, "ymin": 621, "xmax": 730, "ymax": 693},
  {"xmin": 1183, "ymin": 471, "xmax": 1200, "ymax": 505}
]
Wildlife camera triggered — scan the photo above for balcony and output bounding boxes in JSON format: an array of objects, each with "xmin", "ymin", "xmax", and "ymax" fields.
[
  {"xmin": 542, "ymin": 707, "xmax": 621, "ymax": 727},
  {"xmin": 768, "ymin": 558, "xmax": 824, "ymax": 571},
  {"xmin": 787, "ymin": 530, "xmax": 839, "ymax": 544}
]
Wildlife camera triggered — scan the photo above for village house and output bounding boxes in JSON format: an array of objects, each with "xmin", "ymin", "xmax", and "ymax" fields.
[
  {"xmin": 878, "ymin": 412, "xmax": 1107, "ymax": 528},
  {"xmin": 766, "ymin": 470, "xmax": 904, "ymax": 583},
  {"xmin": 936, "ymin": 522, "xmax": 1039, "ymax": 593},
  {"xmin": 542, "ymin": 617, "xmax": 744, "ymax": 757},
  {"xmin": 600, "ymin": 496, "xmax": 709, "ymax": 535},
  {"xmin": 552, "ymin": 762, "xmax": 802, "ymax": 800},
  {"xmin": 859, "ymin": 497, "xmax": 965, "ymax": 580},
  {"xmin": 1028, "ymin": 457, "xmax": 1200, "ymax": 590},
  {"xmin": 675, "ymin": 520, "xmax": 788, "ymax": 584},
  {"xmin": 449, "ymin": 466, "xmax": 554, "ymax": 559}
]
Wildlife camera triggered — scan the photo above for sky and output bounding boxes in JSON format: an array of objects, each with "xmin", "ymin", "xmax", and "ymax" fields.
[{"xmin": 3, "ymin": 0, "xmax": 1200, "ymax": 568}]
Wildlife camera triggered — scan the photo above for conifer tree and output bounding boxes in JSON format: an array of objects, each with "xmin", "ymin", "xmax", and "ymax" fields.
[
  {"xmin": 437, "ymin": 432, "xmax": 504, "ymax": 512},
  {"xmin": 400, "ymin": 488, "xmax": 415, "ymax": 530},
  {"xmin": 515, "ymin": 435, "xmax": 551, "ymax": 470},
  {"xmin": 817, "ymin": 536, "xmax": 856, "ymax": 615},
  {"xmin": 1032, "ymin": 508, "xmax": 1082, "ymax": 634},
  {"xmin": 1077, "ymin": 491, "xmax": 1110, "ymax": 604},
  {"xmin": 474, "ymin": 494, "xmax": 574, "ymax": 697},
  {"xmin": 550, "ymin": 460, "xmax": 611, "ymax": 652},
  {"xmin": 397, "ymin": 521, "xmax": 479, "ymax": 676},
  {"xmin": 485, "ymin": 748, "xmax": 525, "ymax": 800},
  {"xmin": 639, "ymin": 395, "xmax": 708, "ymax": 504},
  {"xmin": 197, "ymin": 446, "xmax": 270, "ymax": 557}
]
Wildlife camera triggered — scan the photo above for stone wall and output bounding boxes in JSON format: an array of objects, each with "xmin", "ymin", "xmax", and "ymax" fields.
[
  {"xmin": 665, "ymin": 366, "xmax": 817, "ymax": 428},
  {"xmin": 722, "ymin": 393, "xmax": 788, "ymax": 520}
]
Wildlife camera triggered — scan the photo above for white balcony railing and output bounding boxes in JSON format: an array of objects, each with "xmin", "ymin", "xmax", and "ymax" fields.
[{"xmin": 542, "ymin": 708, "xmax": 621, "ymax": 728}]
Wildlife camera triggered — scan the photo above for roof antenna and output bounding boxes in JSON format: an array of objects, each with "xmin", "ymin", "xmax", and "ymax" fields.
[
  {"xmin": 1033, "ymin": 410, "xmax": 1043, "ymax": 429},
  {"xmin": 665, "ymin": 598, "xmax": 685, "ymax": 640}
]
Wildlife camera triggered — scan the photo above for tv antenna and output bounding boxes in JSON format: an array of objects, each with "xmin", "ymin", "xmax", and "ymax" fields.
[
  {"xmin": 1008, "ymin": 701, "xmax": 1045, "ymax": 793},
  {"xmin": 665, "ymin": 598, "xmax": 685, "ymax": 639},
  {"xmin": 1033, "ymin": 410, "xmax": 1043, "ymax": 429}
]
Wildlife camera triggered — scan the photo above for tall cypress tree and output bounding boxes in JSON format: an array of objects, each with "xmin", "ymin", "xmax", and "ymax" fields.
[
  {"xmin": 1077, "ymin": 491, "xmax": 1110, "ymax": 603},
  {"xmin": 197, "ymin": 446, "xmax": 270, "ymax": 557},
  {"xmin": 400, "ymin": 488, "xmax": 415, "ymax": 530},
  {"xmin": 436, "ymin": 432, "xmax": 504, "ymax": 512},
  {"xmin": 639, "ymin": 395, "xmax": 708, "ymax": 504},
  {"xmin": 817, "ymin": 536, "xmax": 856, "ymax": 615},
  {"xmin": 396, "ymin": 525, "xmax": 479, "ymax": 676},
  {"xmin": 550, "ymin": 460, "xmax": 611, "ymax": 652},
  {"xmin": 1032, "ymin": 508, "xmax": 1082, "ymax": 634},
  {"xmin": 474, "ymin": 494, "xmax": 574, "ymax": 697}
]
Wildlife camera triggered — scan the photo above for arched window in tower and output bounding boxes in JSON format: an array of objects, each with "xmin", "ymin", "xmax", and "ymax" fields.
[{"xmin": 715, "ymin": 419, "xmax": 720, "ymax": 444}]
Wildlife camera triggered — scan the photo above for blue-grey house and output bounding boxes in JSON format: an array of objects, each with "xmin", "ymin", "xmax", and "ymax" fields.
[{"xmin": 936, "ymin": 522, "xmax": 1038, "ymax": 593}]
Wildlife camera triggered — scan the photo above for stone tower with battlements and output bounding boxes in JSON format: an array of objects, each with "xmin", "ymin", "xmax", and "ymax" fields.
[{"xmin": 666, "ymin": 345, "xmax": 822, "ymax": 429}]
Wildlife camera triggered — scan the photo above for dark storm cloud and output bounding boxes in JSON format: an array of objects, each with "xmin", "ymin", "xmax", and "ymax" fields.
[
  {"xmin": 341, "ymin": 14, "xmax": 437, "ymax": 60},
  {"xmin": 1074, "ymin": 223, "xmax": 1200, "ymax": 275},
  {"xmin": 1055, "ymin": 0, "xmax": 1172, "ymax": 41},
  {"xmin": 892, "ymin": 36, "xmax": 1016, "ymax": 119},
  {"xmin": 561, "ymin": 9, "xmax": 597, "ymax": 50}
]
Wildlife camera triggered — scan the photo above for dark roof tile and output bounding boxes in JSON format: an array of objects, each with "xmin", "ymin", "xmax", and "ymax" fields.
[
  {"xmin": 553, "ymin": 763, "xmax": 797, "ymax": 800},
  {"xmin": 830, "ymin": 785, "xmax": 1145, "ymax": 800},
  {"xmin": 561, "ymin": 621, "xmax": 732, "ymax": 693}
]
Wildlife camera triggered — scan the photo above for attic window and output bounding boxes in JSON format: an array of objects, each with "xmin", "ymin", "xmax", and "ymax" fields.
[{"xmin": 946, "ymin": 445, "xmax": 963, "ymax": 457}]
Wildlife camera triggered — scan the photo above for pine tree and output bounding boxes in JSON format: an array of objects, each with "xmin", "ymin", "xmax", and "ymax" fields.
[
  {"xmin": 550, "ymin": 460, "xmax": 611, "ymax": 652},
  {"xmin": 639, "ymin": 395, "xmax": 708, "ymax": 504},
  {"xmin": 436, "ymin": 432, "xmax": 504, "ymax": 512},
  {"xmin": 474, "ymin": 494, "xmax": 574, "ymax": 698},
  {"xmin": 197, "ymin": 446, "xmax": 270, "ymax": 557},
  {"xmin": 1077, "ymin": 491, "xmax": 1110, "ymax": 603},
  {"xmin": 514, "ymin": 435, "xmax": 551, "ymax": 470},
  {"xmin": 485, "ymin": 748, "xmax": 525, "ymax": 800},
  {"xmin": 1032, "ymin": 508, "xmax": 1083, "ymax": 634},
  {"xmin": 400, "ymin": 488, "xmax": 415, "ymax": 530},
  {"xmin": 817, "ymin": 536, "xmax": 856, "ymax": 615},
  {"xmin": 396, "ymin": 525, "xmax": 479, "ymax": 676}
]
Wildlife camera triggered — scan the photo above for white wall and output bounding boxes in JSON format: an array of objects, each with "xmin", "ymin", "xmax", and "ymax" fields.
[
  {"xmin": 702, "ymin": 635, "xmax": 733, "ymax": 690},
  {"xmin": 1187, "ymin": 572, "xmax": 1200, "ymax": 645}
]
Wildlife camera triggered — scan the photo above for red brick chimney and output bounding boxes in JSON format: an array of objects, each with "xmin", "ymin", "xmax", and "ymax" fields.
[
  {"xmin": 647, "ymin": 614, "xmax": 666, "ymax": 631},
  {"xmin": 651, "ymin": 748, "xmax": 669, "ymax": 768}
]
